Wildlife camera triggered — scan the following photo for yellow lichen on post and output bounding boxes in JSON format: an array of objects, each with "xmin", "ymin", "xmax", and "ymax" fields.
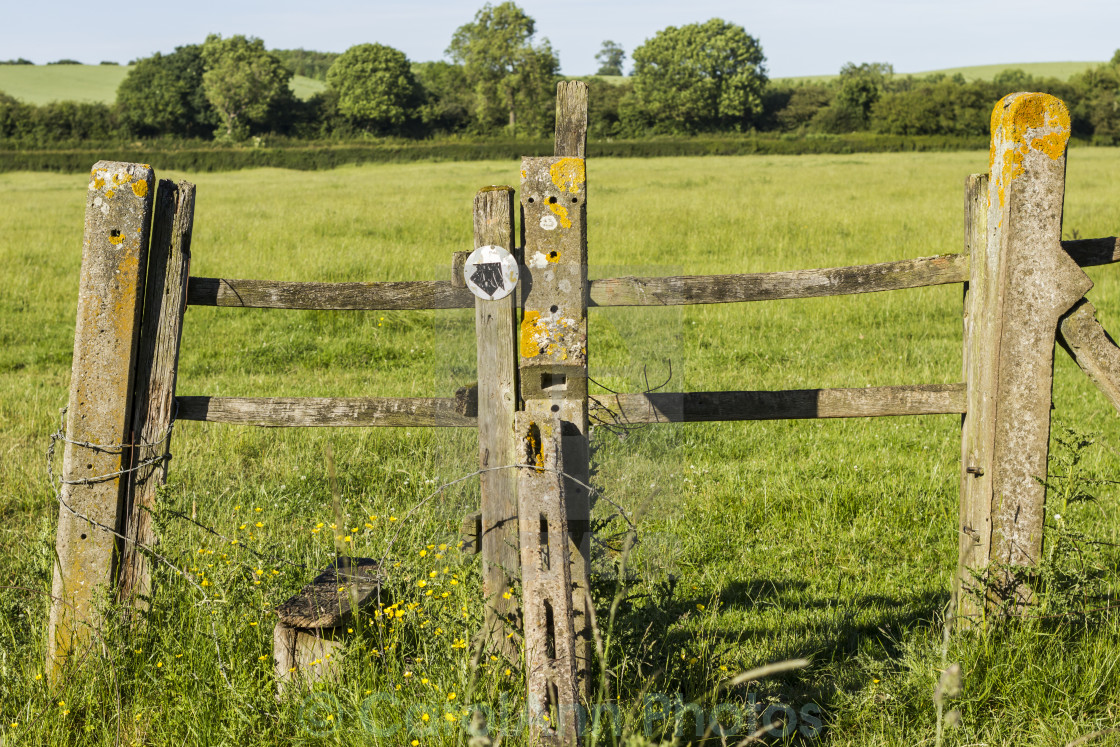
[
  {"xmin": 989, "ymin": 92, "xmax": 1071, "ymax": 208},
  {"xmin": 549, "ymin": 157, "xmax": 585, "ymax": 194}
]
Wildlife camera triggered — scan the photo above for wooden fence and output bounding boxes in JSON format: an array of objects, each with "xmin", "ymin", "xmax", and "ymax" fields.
[{"xmin": 47, "ymin": 84, "xmax": 1120, "ymax": 744}]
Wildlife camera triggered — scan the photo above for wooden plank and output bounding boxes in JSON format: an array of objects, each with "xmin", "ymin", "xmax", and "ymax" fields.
[
  {"xmin": 175, "ymin": 396, "xmax": 476, "ymax": 427},
  {"xmin": 119, "ymin": 180, "xmax": 194, "ymax": 612},
  {"xmin": 521, "ymin": 150, "xmax": 593, "ymax": 693},
  {"xmin": 516, "ymin": 413, "xmax": 581, "ymax": 745},
  {"xmin": 1059, "ymin": 299, "xmax": 1120, "ymax": 415},
  {"xmin": 182, "ymin": 239, "xmax": 1120, "ymax": 313},
  {"xmin": 49, "ymin": 161, "xmax": 154, "ymax": 680},
  {"xmin": 1063, "ymin": 236, "xmax": 1120, "ymax": 267},
  {"xmin": 554, "ymin": 80, "xmax": 588, "ymax": 159},
  {"xmin": 472, "ymin": 186, "xmax": 522, "ymax": 664},
  {"xmin": 589, "ymin": 253, "xmax": 969, "ymax": 306},
  {"xmin": 959, "ymin": 173, "xmax": 991, "ymax": 625},
  {"xmin": 589, "ymin": 383, "xmax": 966, "ymax": 425},
  {"xmin": 275, "ymin": 559, "xmax": 382, "ymax": 628},
  {"xmin": 978, "ymin": 93, "xmax": 1093, "ymax": 608},
  {"xmin": 186, "ymin": 277, "xmax": 475, "ymax": 310}
]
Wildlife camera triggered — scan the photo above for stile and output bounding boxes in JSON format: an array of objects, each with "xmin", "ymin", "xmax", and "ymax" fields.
[
  {"xmin": 48, "ymin": 161, "xmax": 155, "ymax": 679},
  {"xmin": 472, "ymin": 186, "xmax": 522, "ymax": 662},
  {"xmin": 118, "ymin": 180, "xmax": 195, "ymax": 611}
]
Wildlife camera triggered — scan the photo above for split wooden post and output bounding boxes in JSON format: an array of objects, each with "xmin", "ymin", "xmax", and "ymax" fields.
[
  {"xmin": 958, "ymin": 93, "xmax": 1093, "ymax": 615},
  {"xmin": 472, "ymin": 186, "xmax": 522, "ymax": 661},
  {"xmin": 48, "ymin": 161, "xmax": 155, "ymax": 678},
  {"xmin": 519, "ymin": 80, "xmax": 592, "ymax": 694},
  {"xmin": 516, "ymin": 413, "xmax": 582, "ymax": 745},
  {"xmin": 118, "ymin": 180, "xmax": 195, "ymax": 611}
]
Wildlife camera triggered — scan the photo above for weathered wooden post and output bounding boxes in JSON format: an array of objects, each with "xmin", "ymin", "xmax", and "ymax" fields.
[
  {"xmin": 958, "ymin": 93, "xmax": 1093, "ymax": 616},
  {"xmin": 516, "ymin": 413, "xmax": 582, "ymax": 745},
  {"xmin": 49, "ymin": 161, "xmax": 154, "ymax": 677},
  {"xmin": 519, "ymin": 80, "xmax": 593, "ymax": 691},
  {"xmin": 471, "ymin": 186, "xmax": 522, "ymax": 661},
  {"xmin": 118, "ymin": 180, "xmax": 195, "ymax": 610}
]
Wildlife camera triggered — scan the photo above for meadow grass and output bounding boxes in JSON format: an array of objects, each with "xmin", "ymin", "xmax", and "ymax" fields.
[
  {"xmin": 773, "ymin": 60, "xmax": 1104, "ymax": 86},
  {"xmin": 1, "ymin": 150, "xmax": 1120, "ymax": 745},
  {"xmin": 0, "ymin": 64, "xmax": 325, "ymax": 105}
]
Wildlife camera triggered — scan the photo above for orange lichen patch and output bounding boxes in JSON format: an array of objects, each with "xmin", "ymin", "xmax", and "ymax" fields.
[
  {"xmin": 131, "ymin": 180, "xmax": 148, "ymax": 198},
  {"xmin": 549, "ymin": 158, "xmax": 585, "ymax": 194},
  {"xmin": 989, "ymin": 92, "xmax": 1070, "ymax": 207},
  {"xmin": 108, "ymin": 233, "xmax": 124, "ymax": 246},
  {"xmin": 93, "ymin": 177, "xmax": 105, "ymax": 190},
  {"xmin": 547, "ymin": 203, "xmax": 572, "ymax": 229},
  {"xmin": 105, "ymin": 190, "xmax": 115, "ymax": 199},
  {"xmin": 520, "ymin": 310, "xmax": 544, "ymax": 358}
]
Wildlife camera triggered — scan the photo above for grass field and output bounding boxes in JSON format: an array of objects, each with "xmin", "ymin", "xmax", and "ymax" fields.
[
  {"xmin": 2, "ymin": 151, "xmax": 1120, "ymax": 745},
  {"xmin": 774, "ymin": 60, "xmax": 1103, "ymax": 85},
  {"xmin": 0, "ymin": 64, "xmax": 326, "ymax": 105}
]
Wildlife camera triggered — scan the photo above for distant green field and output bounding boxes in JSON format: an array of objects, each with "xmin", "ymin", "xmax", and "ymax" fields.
[
  {"xmin": 0, "ymin": 64, "xmax": 326, "ymax": 105},
  {"xmin": 773, "ymin": 60, "xmax": 1103, "ymax": 85}
]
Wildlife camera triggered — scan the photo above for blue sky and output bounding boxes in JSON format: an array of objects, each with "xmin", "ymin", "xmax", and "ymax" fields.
[{"xmin": 4, "ymin": 0, "xmax": 1118, "ymax": 76}]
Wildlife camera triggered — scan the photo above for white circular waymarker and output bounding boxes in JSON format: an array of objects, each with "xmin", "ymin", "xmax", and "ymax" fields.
[{"xmin": 463, "ymin": 245, "xmax": 519, "ymax": 301}]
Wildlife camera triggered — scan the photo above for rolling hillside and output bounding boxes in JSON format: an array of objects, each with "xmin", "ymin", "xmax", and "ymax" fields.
[{"xmin": 0, "ymin": 64, "xmax": 326, "ymax": 105}]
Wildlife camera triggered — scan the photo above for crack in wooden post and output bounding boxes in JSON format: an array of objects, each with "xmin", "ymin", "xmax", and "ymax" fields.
[
  {"xmin": 516, "ymin": 413, "xmax": 582, "ymax": 746},
  {"xmin": 48, "ymin": 161, "xmax": 154, "ymax": 680},
  {"xmin": 961, "ymin": 93, "xmax": 1093, "ymax": 615}
]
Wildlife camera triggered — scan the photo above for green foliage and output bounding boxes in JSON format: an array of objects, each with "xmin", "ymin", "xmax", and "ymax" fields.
[
  {"xmin": 413, "ymin": 62, "xmax": 472, "ymax": 134},
  {"xmin": 115, "ymin": 45, "xmax": 217, "ymax": 138},
  {"xmin": 326, "ymin": 44, "xmax": 419, "ymax": 133},
  {"xmin": 446, "ymin": 1, "xmax": 559, "ymax": 136},
  {"xmin": 47, "ymin": 59, "xmax": 81, "ymax": 65},
  {"xmin": 201, "ymin": 34, "xmax": 292, "ymax": 141},
  {"xmin": 0, "ymin": 59, "xmax": 32, "ymax": 65},
  {"xmin": 99, "ymin": 61, "xmax": 119, "ymax": 66},
  {"xmin": 595, "ymin": 40, "xmax": 625, "ymax": 76},
  {"xmin": 623, "ymin": 18, "xmax": 767, "ymax": 134},
  {"xmin": 813, "ymin": 62, "xmax": 893, "ymax": 133},
  {"xmin": 0, "ymin": 97, "xmax": 117, "ymax": 146},
  {"xmin": 271, "ymin": 48, "xmax": 340, "ymax": 81}
]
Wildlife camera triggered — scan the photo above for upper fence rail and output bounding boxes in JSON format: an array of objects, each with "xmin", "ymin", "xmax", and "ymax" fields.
[{"xmin": 185, "ymin": 237, "xmax": 1119, "ymax": 312}]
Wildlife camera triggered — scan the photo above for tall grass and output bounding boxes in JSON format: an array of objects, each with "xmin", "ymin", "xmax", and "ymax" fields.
[{"xmin": 1, "ymin": 151, "xmax": 1119, "ymax": 744}]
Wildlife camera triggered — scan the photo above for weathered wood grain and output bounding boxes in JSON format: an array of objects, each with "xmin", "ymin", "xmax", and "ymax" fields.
[
  {"xmin": 554, "ymin": 80, "xmax": 588, "ymax": 159},
  {"xmin": 588, "ymin": 253, "xmax": 969, "ymax": 306},
  {"xmin": 275, "ymin": 559, "xmax": 383, "ymax": 628},
  {"xmin": 959, "ymin": 173, "xmax": 992, "ymax": 625},
  {"xmin": 1059, "ymin": 299, "xmax": 1120, "ymax": 415},
  {"xmin": 473, "ymin": 186, "xmax": 522, "ymax": 664},
  {"xmin": 175, "ymin": 396, "xmax": 476, "ymax": 427},
  {"xmin": 119, "ymin": 180, "xmax": 195, "ymax": 612},
  {"xmin": 588, "ymin": 383, "xmax": 966, "ymax": 425},
  {"xmin": 186, "ymin": 277, "xmax": 476, "ymax": 310},
  {"xmin": 516, "ymin": 413, "xmax": 581, "ymax": 745},
  {"xmin": 49, "ymin": 161, "xmax": 154, "ymax": 680},
  {"xmin": 982, "ymin": 93, "xmax": 1093, "ymax": 607}
]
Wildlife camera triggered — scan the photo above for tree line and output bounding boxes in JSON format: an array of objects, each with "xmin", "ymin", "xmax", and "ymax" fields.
[{"xmin": 2, "ymin": 3, "xmax": 1119, "ymax": 148}]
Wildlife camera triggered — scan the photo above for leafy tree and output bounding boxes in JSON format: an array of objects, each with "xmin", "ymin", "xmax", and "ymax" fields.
[
  {"xmin": 622, "ymin": 18, "xmax": 767, "ymax": 133},
  {"xmin": 200, "ymin": 34, "xmax": 292, "ymax": 140},
  {"xmin": 326, "ymin": 43, "xmax": 419, "ymax": 133},
  {"xmin": 413, "ymin": 61, "xmax": 473, "ymax": 134},
  {"xmin": 447, "ymin": 2, "xmax": 560, "ymax": 135},
  {"xmin": 116, "ymin": 45, "xmax": 216, "ymax": 138},
  {"xmin": 271, "ymin": 49, "xmax": 340, "ymax": 81},
  {"xmin": 595, "ymin": 40, "xmax": 625, "ymax": 76},
  {"xmin": 1112, "ymin": 49, "xmax": 1120, "ymax": 66}
]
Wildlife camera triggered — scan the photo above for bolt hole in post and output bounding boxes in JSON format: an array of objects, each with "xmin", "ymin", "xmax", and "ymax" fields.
[
  {"xmin": 109, "ymin": 229, "xmax": 120, "ymax": 238},
  {"xmin": 550, "ymin": 305, "xmax": 558, "ymax": 313},
  {"xmin": 548, "ymin": 196, "xmax": 557, "ymax": 204},
  {"xmin": 80, "ymin": 534, "xmax": 87, "ymax": 540},
  {"xmin": 539, "ymin": 514, "xmax": 550, "ymax": 570},
  {"xmin": 551, "ymin": 404, "xmax": 560, "ymax": 413},
  {"xmin": 527, "ymin": 197, "xmax": 535, "ymax": 204}
]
